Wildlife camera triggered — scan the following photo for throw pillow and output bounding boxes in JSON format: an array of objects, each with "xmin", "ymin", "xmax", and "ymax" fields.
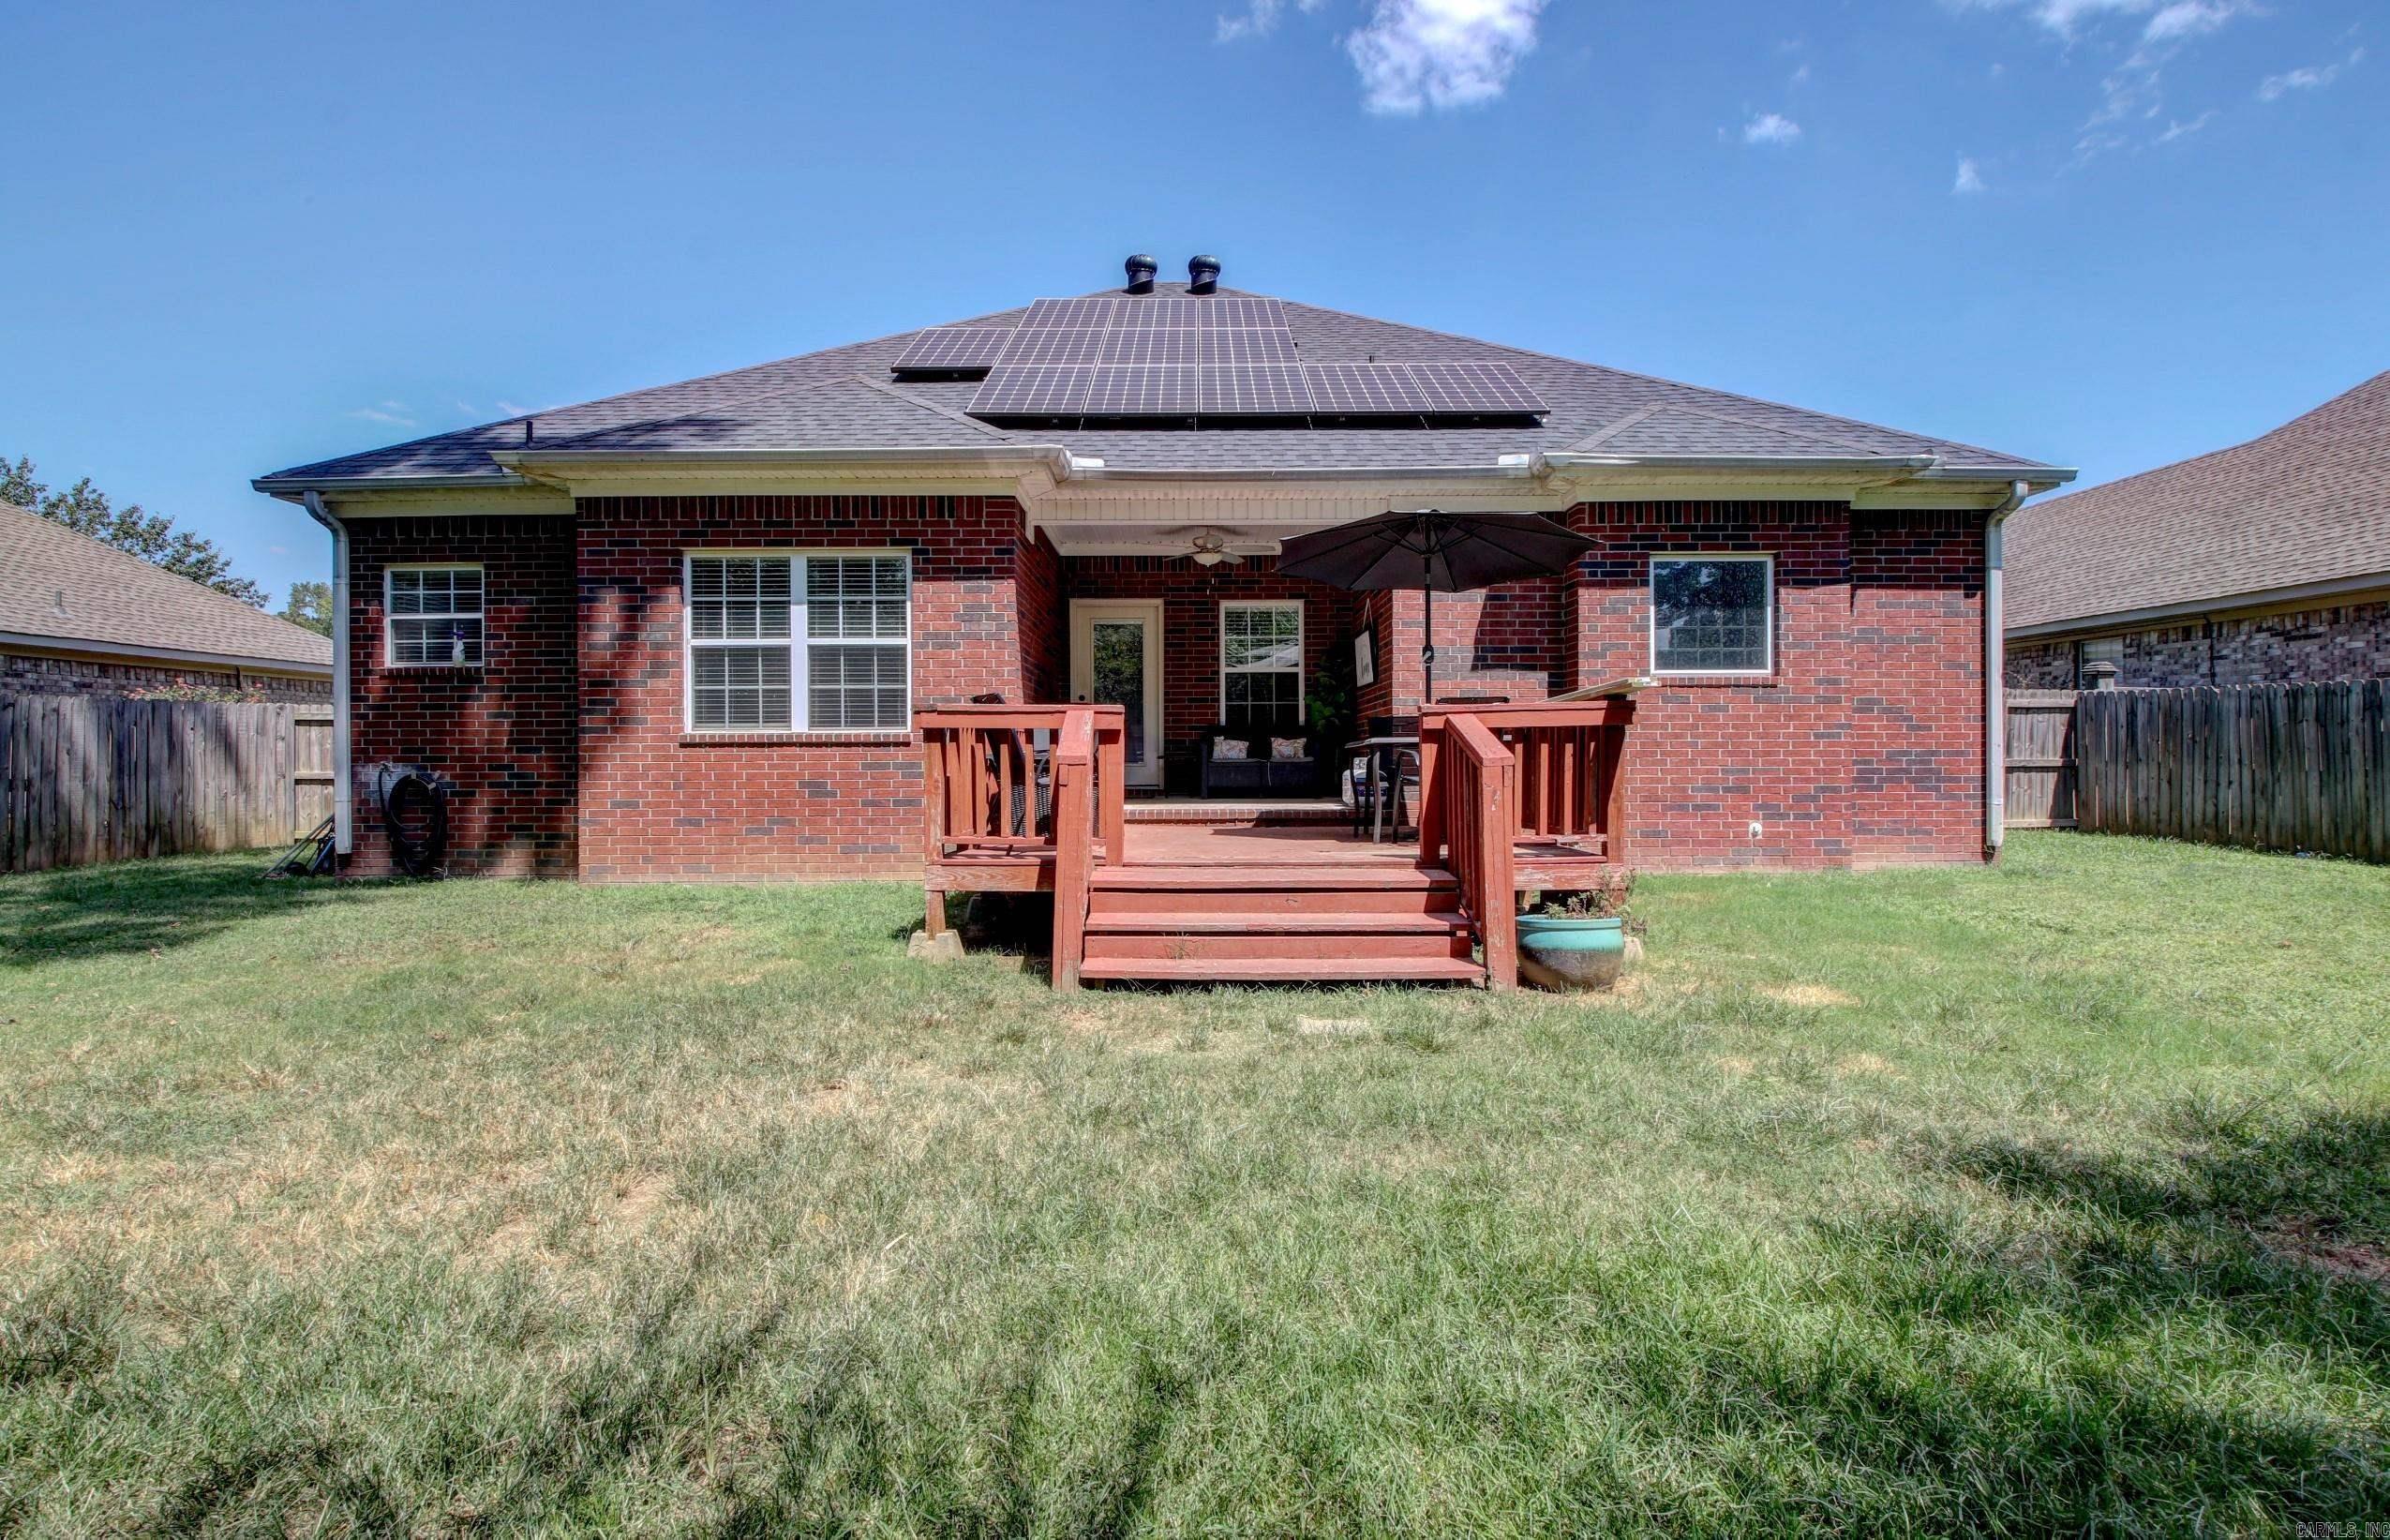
[
  {"xmin": 1270, "ymin": 737, "xmax": 1307, "ymax": 761},
  {"xmin": 1212, "ymin": 737, "xmax": 1250, "ymax": 762}
]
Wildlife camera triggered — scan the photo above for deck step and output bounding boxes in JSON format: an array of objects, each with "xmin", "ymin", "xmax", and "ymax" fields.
[
  {"xmin": 1090, "ymin": 864, "xmax": 1457, "ymax": 890},
  {"xmin": 1078, "ymin": 956, "xmax": 1486, "ymax": 984},
  {"xmin": 1087, "ymin": 910, "xmax": 1469, "ymax": 934}
]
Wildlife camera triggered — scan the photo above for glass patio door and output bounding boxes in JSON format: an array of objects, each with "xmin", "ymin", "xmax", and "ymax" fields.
[{"xmin": 1068, "ymin": 600, "xmax": 1163, "ymax": 787}]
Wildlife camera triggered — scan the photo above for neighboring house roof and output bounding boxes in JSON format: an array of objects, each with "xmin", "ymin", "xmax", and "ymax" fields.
[
  {"xmin": 2007, "ymin": 371, "xmax": 2390, "ymax": 635},
  {"xmin": 0, "ymin": 501, "xmax": 333, "ymax": 674},
  {"xmin": 257, "ymin": 281, "xmax": 2057, "ymax": 486}
]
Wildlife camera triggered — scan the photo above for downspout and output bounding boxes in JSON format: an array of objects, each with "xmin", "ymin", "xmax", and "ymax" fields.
[
  {"xmin": 1984, "ymin": 480, "xmax": 2027, "ymax": 859},
  {"xmin": 302, "ymin": 491, "xmax": 353, "ymax": 857}
]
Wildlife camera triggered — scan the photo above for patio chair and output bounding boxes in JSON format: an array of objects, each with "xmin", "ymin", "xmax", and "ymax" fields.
[{"xmin": 1345, "ymin": 746, "xmax": 1421, "ymax": 840}]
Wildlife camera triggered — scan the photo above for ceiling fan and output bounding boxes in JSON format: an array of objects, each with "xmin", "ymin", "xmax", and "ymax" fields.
[{"xmin": 1160, "ymin": 526, "xmax": 1277, "ymax": 567}]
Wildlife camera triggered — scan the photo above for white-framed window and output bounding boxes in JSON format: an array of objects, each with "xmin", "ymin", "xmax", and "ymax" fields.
[
  {"xmin": 384, "ymin": 565, "xmax": 485, "ymax": 667},
  {"xmin": 683, "ymin": 551, "xmax": 911, "ymax": 732},
  {"xmin": 1220, "ymin": 600, "xmax": 1304, "ymax": 732},
  {"xmin": 2078, "ymin": 635, "xmax": 2123, "ymax": 684},
  {"xmin": 1651, "ymin": 554, "xmax": 1773, "ymax": 676}
]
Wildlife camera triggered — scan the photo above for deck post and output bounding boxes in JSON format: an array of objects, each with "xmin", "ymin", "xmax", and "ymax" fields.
[
  {"xmin": 1098, "ymin": 719, "xmax": 1127, "ymax": 863},
  {"xmin": 1415, "ymin": 718, "xmax": 1443, "ymax": 867},
  {"xmin": 1050, "ymin": 709, "xmax": 1096, "ymax": 992}
]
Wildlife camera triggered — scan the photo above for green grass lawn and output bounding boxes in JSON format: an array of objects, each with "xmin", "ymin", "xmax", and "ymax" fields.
[{"xmin": 2, "ymin": 834, "xmax": 2385, "ymax": 1535}]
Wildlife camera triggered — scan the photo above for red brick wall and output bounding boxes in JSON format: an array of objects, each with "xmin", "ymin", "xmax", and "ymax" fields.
[
  {"xmin": 1564, "ymin": 500, "xmax": 1987, "ymax": 870},
  {"xmin": 1851, "ymin": 512, "xmax": 1986, "ymax": 866},
  {"xmin": 337, "ymin": 494, "xmax": 1993, "ymax": 882},
  {"xmin": 574, "ymin": 494, "xmax": 1032, "ymax": 882},
  {"xmin": 343, "ymin": 515, "xmax": 578, "ymax": 877},
  {"xmin": 1062, "ymin": 557, "xmax": 1363, "ymax": 754},
  {"xmin": 1016, "ymin": 525, "xmax": 1066, "ymax": 704}
]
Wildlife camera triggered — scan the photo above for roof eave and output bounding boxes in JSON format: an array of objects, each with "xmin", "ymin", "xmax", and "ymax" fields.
[
  {"xmin": 253, "ymin": 471, "xmax": 534, "ymax": 500},
  {"xmin": 2006, "ymin": 570, "xmax": 2390, "ymax": 640}
]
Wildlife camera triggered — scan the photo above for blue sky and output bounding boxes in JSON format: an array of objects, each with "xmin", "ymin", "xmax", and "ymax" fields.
[{"xmin": 4, "ymin": 0, "xmax": 2381, "ymax": 604}]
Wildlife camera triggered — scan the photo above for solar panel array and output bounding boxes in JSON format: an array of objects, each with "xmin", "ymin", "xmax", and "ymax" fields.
[
  {"xmin": 971, "ymin": 360, "xmax": 1547, "ymax": 419},
  {"xmin": 900, "ymin": 294, "xmax": 1547, "ymax": 418}
]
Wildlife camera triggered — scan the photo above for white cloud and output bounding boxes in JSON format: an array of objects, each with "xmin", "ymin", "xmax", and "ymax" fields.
[
  {"xmin": 2259, "ymin": 47, "xmax": 2362, "ymax": 99},
  {"xmin": 1217, "ymin": 0, "xmax": 1323, "ymax": 44},
  {"xmin": 2143, "ymin": 0, "xmax": 2242, "ymax": 41},
  {"xmin": 347, "ymin": 400, "xmax": 415, "ymax": 427},
  {"xmin": 1955, "ymin": 0, "xmax": 2256, "ymax": 43},
  {"xmin": 1741, "ymin": 112, "xmax": 1802, "ymax": 145},
  {"xmin": 1344, "ymin": 0, "xmax": 1547, "ymax": 114},
  {"xmin": 267, "ymin": 545, "xmax": 289, "ymax": 557},
  {"xmin": 497, "ymin": 400, "xmax": 530, "ymax": 417},
  {"xmin": 1788, "ymin": 61, "xmax": 1812, "ymax": 86},
  {"xmin": 2154, "ymin": 109, "xmax": 2215, "ymax": 140},
  {"xmin": 1953, "ymin": 156, "xmax": 1987, "ymax": 192}
]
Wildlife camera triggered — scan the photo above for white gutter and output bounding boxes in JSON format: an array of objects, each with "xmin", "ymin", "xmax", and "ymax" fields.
[
  {"xmin": 1543, "ymin": 452, "xmax": 1941, "ymax": 475},
  {"xmin": 302, "ymin": 490, "xmax": 353, "ymax": 857},
  {"xmin": 1984, "ymin": 480, "xmax": 2028, "ymax": 858}
]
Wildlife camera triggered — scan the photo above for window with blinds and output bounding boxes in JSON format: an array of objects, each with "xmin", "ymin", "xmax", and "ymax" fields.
[
  {"xmin": 385, "ymin": 566, "xmax": 485, "ymax": 667},
  {"xmin": 684, "ymin": 553, "xmax": 910, "ymax": 731},
  {"xmin": 1221, "ymin": 600, "xmax": 1304, "ymax": 733}
]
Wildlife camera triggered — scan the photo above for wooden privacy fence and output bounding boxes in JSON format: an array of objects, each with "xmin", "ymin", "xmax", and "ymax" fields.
[
  {"xmin": 0, "ymin": 694, "xmax": 334, "ymax": 873},
  {"xmin": 2004, "ymin": 689, "xmax": 2080, "ymax": 829},
  {"xmin": 2073, "ymin": 681, "xmax": 2389, "ymax": 861},
  {"xmin": 2006, "ymin": 681, "xmax": 2388, "ymax": 862}
]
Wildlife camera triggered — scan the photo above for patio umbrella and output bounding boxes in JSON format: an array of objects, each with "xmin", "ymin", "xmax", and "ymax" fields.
[{"xmin": 1275, "ymin": 509, "xmax": 1594, "ymax": 703}]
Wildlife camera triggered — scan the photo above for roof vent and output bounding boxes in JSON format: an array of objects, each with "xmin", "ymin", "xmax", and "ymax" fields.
[
  {"xmin": 1124, "ymin": 253, "xmax": 1158, "ymax": 293},
  {"xmin": 1188, "ymin": 255, "xmax": 1221, "ymax": 294}
]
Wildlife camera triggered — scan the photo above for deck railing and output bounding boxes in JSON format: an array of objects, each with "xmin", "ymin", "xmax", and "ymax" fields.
[
  {"xmin": 915, "ymin": 704, "xmax": 1125, "ymax": 988},
  {"xmin": 1431, "ymin": 712, "xmax": 1519, "ymax": 990},
  {"xmin": 1420, "ymin": 698, "xmax": 1637, "ymax": 988}
]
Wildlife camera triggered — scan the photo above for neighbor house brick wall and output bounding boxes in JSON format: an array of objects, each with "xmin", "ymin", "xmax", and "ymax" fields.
[
  {"xmin": 2005, "ymin": 595, "xmax": 2390, "ymax": 689},
  {"xmin": 343, "ymin": 515, "xmax": 578, "ymax": 877},
  {"xmin": 575, "ymin": 494, "xmax": 1033, "ymax": 883},
  {"xmin": 1564, "ymin": 500, "xmax": 1984, "ymax": 870},
  {"xmin": 2, "ymin": 650, "xmax": 330, "ymax": 701}
]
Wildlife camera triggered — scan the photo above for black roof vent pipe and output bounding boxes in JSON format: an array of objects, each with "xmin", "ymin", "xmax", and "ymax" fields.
[
  {"xmin": 1188, "ymin": 255, "xmax": 1221, "ymax": 294},
  {"xmin": 1124, "ymin": 254, "xmax": 1158, "ymax": 293}
]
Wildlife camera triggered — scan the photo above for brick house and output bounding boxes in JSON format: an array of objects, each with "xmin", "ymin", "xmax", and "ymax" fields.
[
  {"xmin": 2007, "ymin": 371, "xmax": 2390, "ymax": 689},
  {"xmin": 2, "ymin": 501, "xmax": 331, "ymax": 700},
  {"xmin": 254, "ymin": 256, "xmax": 2068, "ymax": 932}
]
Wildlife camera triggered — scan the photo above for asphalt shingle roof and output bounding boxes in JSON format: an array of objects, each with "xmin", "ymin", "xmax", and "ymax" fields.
[
  {"xmin": 260, "ymin": 283, "xmax": 2054, "ymax": 485},
  {"xmin": 0, "ymin": 501, "xmax": 333, "ymax": 672},
  {"xmin": 2006, "ymin": 371, "xmax": 2390, "ymax": 633}
]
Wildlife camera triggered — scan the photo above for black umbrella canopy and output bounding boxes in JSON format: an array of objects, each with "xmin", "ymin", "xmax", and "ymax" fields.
[
  {"xmin": 1277, "ymin": 509, "xmax": 1595, "ymax": 705},
  {"xmin": 1275, "ymin": 509, "xmax": 1593, "ymax": 592}
]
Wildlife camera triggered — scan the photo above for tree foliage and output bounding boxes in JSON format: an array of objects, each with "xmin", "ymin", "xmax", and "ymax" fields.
[
  {"xmin": 278, "ymin": 581, "xmax": 334, "ymax": 636},
  {"xmin": 4, "ymin": 454, "xmax": 271, "ymax": 609}
]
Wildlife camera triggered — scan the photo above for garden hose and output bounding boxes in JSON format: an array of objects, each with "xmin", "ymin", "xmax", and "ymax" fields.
[{"xmin": 377, "ymin": 769, "xmax": 450, "ymax": 878}]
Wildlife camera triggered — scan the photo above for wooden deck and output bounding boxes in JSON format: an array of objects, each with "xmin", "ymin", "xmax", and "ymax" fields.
[{"xmin": 917, "ymin": 696, "xmax": 1636, "ymax": 991}]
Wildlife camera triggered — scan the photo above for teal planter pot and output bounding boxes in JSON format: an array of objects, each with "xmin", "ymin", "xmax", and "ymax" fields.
[{"xmin": 1516, "ymin": 914, "xmax": 1628, "ymax": 991}]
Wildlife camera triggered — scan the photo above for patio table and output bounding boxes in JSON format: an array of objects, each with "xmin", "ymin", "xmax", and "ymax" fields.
[{"xmin": 1343, "ymin": 734, "xmax": 1422, "ymax": 843}]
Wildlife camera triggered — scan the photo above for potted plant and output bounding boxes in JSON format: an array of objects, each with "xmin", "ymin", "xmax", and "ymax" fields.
[{"xmin": 1516, "ymin": 871, "xmax": 1637, "ymax": 991}]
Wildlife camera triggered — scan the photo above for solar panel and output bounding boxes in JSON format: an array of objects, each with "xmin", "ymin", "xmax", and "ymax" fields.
[
  {"xmin": 1405, "ymin": 361, "xmax": 1547, "ymax": 414},
  {"xmin": 968, "ymin": 366, "xmax": 1092, "ymax": 415},
  {"xmin": 1204, "ymin": 328, "xmax": 1300, "ymax": 366},
  {"xmin": 1300, "ymin": 363, "xmax": 1429, "ymax": 413},
  {"xmin": 1019, "ymin": 297, "xmax": 1118, "ymax": 330},
  {"xmin": 1197, "ymin": 296, "xmax": 1287, "ymax": 328},
  {"xmin": 1199, "ymin": 365, "xmax": 1313, "ymax": 415},
  {"xmin": 1083, "ymin": 366, "xmax": 1198, "ymax": 415},
  {"xmin": 1113, "ymin": 296, "xmax": 1203, "ymax": 329},
  {"xmin": 890, "ymin": 327, "xmax": 1011, "ymax": 371},
  {"xmin": 1099, "ymin": 329, "xmax": 1201, "ymax": 366},
  {"xmin": 997, "ymin": 328, "xmax": 1106, "ymax": 366}
]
